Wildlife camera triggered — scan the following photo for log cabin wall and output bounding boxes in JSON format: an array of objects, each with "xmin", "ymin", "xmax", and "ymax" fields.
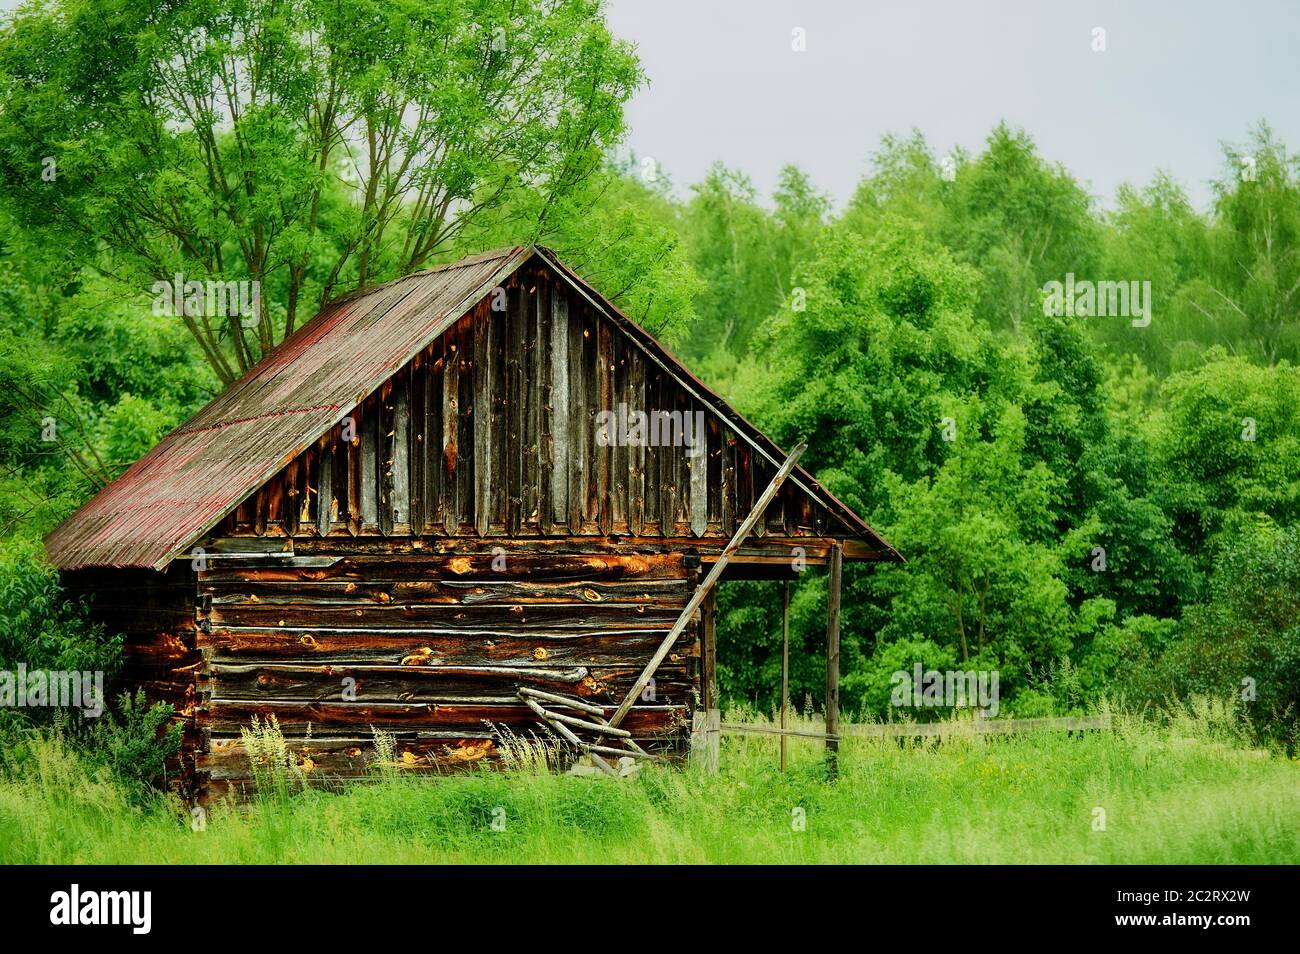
[{"xmin": 191, "ymin": 547, "xmax": 699, "ymax": 796}]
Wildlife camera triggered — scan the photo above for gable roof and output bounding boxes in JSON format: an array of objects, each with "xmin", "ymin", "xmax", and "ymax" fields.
[{"xmin": 44, "ymin": 246, "xmax": 899, "ymax": 571}]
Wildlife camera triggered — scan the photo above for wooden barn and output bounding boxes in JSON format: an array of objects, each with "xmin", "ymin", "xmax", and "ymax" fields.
[{"xmin": 43, "ymin": 245, "xmax": 900, "ymax": 798}]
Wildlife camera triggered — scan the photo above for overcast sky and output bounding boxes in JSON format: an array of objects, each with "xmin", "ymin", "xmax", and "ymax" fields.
[
  {"xmin": 605, "ymin": 0, "xmax": 1300, "ymax": 211},
  {"xmin": 2, "ymin": 0, "xmax": 1293, "ymax": 212}
]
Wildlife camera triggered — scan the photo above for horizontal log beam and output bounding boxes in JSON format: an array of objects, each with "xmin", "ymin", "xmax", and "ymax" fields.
[
  {"xmin": 202, "ymin": 627, "xmax": 697, "ymax": 667},
  {"xmin": 198, "ymin": 551, "xmax": 689, "ymax": 583},
  {"xmin": 208, "ymin": 601, "xmax": 685, "ymax": 631},
  {"xmin": 199, "ymin": 699, "xmax": 685, "ymax": 737},
  {"xmin": 206, "ymin": 662, "xmax": 693, "ymax": 706}
]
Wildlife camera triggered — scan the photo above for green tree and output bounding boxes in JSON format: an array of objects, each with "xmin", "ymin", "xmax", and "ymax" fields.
[
  {"xmin": 1200, "ymin": 124, "xmax": 1300, "ymax": 366},
  {"xmin": 681, "ymin": 163, "xmax": 828, "ymax": 364},
  {"xmin": 1155, "ymin": 351, "xmax": 1300, "ymax": 563},
  {"xmin": 457, "ymin": 158, "xmax": 700, "ymax": 344},
  {"xmin": 1156, "ymin": 526, "xmax": 1300, "ymax": 748},
  {"xmin": 0, "ymin": 0, "xmax": 641, "ymax": 382}
]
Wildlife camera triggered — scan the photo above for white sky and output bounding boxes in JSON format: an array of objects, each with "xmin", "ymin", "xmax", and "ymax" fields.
[
  {"xmin": 3, "ymin": 0, "xmax": 1294, "ymax": 212},
  {"xmin": 605, "ymin": 0, "xmax": 1300, "ymax": 211}
]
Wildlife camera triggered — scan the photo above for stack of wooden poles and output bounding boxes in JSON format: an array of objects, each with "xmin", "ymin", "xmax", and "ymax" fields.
[{"xmin": 516, "ymin": 687, "xmax": 659, "ymax": 777}]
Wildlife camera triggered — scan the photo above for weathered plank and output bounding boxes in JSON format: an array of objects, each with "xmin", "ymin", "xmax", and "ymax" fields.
[
  {"xmin": 208, "ymin": 662, "xmax": 694, "ymax": 705},
  {"xmin": 316, "ymin": 438, "xmax": 332, "ymax": 537},
  {"xmin": 551, "ymin": 288, "xmax": 570, "ymax": 528},
  {"xmin": 456, "ymin": 315, "xmax": 475, "ymax": 533},
  {"xmin": 506, "ymin": 281, "xmax": 525, "ymax": 535},
  {"xmin": 392, "ymin": 370, "xmax": 410, "ymax": 529},
  {"xmin": 209, "ymin": 600, "xmax": 686, "ymax": 631},
  {"xmin": 200, "ymin": 699, "xmax": 686, "ymax": 737},
  {"xmin": 200, "ymin": 551, "xmax": 689, "ymax": 583},
  {"xmin": 360, "ymin": 396, "xmax": 379, "ymax": 530},
  {"xmin": 596, "ymin": 319, "xmax": 614, "ymax": 535},
  {"xmin": 379, "ymin": 380, "xmax": 395, "ymax": 536},
  {"xmin": 202, "ymin": 626, "xmax": 697, "ymax": 668},
  {"xmin": 689, "ymin": 401, "xmax": 708, "ymax": 538},
  {"xmin": 629, "ymin": 348, "xmax": 645, "ymax": 535},
  {"xmin": 442, "ymin": 330, "xmax": 461, "ymax": 532},
  {"xmin": 204, "ymin": 577, "xmax": 688, "ymax": 605},
  {"xmin": 474, "ymin": 305, "xmax": 493, "ymax": 535}
]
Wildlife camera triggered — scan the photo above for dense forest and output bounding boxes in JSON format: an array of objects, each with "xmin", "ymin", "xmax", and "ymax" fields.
[{"xmin": 0, "ymin": 0, "xmax": 1296, "ymax": 757}]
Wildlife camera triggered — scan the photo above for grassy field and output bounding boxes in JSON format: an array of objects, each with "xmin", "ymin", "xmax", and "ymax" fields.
[{"xmin": 1, "ymin": 700, "xmax": 1296, "ymax": 864}]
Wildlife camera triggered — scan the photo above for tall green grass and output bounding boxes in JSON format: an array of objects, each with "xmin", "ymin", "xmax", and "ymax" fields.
[{"xmin": 0, "ymin": 700, "xmax": 1296, "ymax": 864}]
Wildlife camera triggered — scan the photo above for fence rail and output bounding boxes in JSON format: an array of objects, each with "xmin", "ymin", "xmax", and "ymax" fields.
[{"xmin": 717, "ymin": 714, "xmax": 1111, "ymax": 745}]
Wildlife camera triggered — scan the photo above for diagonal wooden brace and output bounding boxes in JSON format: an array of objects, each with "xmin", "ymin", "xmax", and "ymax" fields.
[{"xmin": 607, "ymin": 443, "xmax": 807, "ymax": 729}]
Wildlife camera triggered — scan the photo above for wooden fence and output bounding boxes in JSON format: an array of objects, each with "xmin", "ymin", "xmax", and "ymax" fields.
[{"xmin": 698, "ymin": 714, "xmax": 1112, "ymax": 768}]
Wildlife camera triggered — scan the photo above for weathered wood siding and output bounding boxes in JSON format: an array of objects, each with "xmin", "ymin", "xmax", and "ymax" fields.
[
  {"xmin": 211, "ymin": 261, "xmax": 834, "ymax": 545},
  {"xmin": 191, "ymin": 547, "xmax": 700, "ymax": 797}
]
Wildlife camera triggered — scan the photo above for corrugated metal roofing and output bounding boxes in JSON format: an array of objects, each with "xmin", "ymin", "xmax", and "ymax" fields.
[
  {"xmin": 44, "ymin": 245, "xmax": 899, "ymax": 571},
  {"xmin": 44, "ymin": 247, "xmax": 530, "ymax": 570}
]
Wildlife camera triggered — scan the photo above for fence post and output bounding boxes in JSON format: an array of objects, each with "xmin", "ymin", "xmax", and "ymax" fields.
[
  {"xmin": 825, "ymin": 543, "xmax": 841, "ymax": 778},
  {"xmin": 780, "ymin": 578, "xmax": 790, "ymax": 772}
]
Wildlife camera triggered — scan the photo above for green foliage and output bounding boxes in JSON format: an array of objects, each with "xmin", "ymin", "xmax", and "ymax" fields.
[
  {"xmin": 1153, "ymin": 527, "xmax": 1300, "ymax": 748},
  {"xmin": 842, "ymin": 637, "xmax": 958, "ymax": 721},
  {"xmin": 0, "ymin": 0, "xmax": 642, "ymax": 381},
  {"xmin": 0, "ymin": 539, "xmax": 121, "ymax": 698},
  {"xmin": 679, "ymin": 163, "xmax": 829, "ymax": 361},
  {"xmin": 240, "ymin": 714, "xmax": 307, "ymax": 803},
  {"xmin": 1156, "ymin": 352, "xmax": 1300, "ymax": 563},
  {"xmin": 844, "ymin": 125, "xmax": 1099, "ymax": 333},
  {"xmin": 85, "ymin": 691, "xmax": 184, "ymax": 788},
  {"xmin": 457, "ymin": 159, "xmax": 700, "ymax": 345},
  {"xmin": 0, "ymin": 544, "xmax": 177, "ymax": 791}
]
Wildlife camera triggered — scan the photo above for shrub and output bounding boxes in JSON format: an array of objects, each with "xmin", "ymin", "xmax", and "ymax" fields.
[
  {"xmin": 1153, "ymin": 526, "xmax": 1300, "ymax": 748},
  {"xmin": 85, "ymin": 691, "xmax": 183, "ymax": 788},
  {"xmin": 0, "ymin": 539, "xmax": 122, "ymax": 738}
]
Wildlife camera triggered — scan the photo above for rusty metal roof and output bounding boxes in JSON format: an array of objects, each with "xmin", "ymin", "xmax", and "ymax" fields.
[
  {"xmin": 45, "ymin": 246, "xmax": 899, "ymax": 571},
  {"xmin": 44, "ymin": 247, "xmax": 530, "ymax": 570}
]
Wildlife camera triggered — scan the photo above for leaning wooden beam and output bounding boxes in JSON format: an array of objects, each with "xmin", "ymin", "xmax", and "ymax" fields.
[
  {"xmin": 582, "ymin": 711, "xmax": 653, "ymax": 758},
  {"xmin": 608, "ymin": 442, "xmax": 808, "ymax": 728},
  {"xmin": 518, "ymin": 687, "xmax": 653, "ymax": 757}
]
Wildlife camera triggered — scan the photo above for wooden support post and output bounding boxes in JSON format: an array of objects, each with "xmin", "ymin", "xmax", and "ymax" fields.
[
  {"xmin": 691, "ymin": 709, "xmax": 721, "ymax": 774},
  {"xmin": 825, "ymin": 543, "xmax": 842, "ymax": 777},
  {"xmin": 706, "ymin": 707, "xmax": 720, "ymax": 774},
  {"xmin": 609, "ymin": 443, "xmax": 806, "ymax": 729},
  {"xmin": 780, "ymin": 578, "xmax": 790, "ymax": 772},
  {"xmin": 701, "ymin": 587, "xmax": 721, "ymax": 773},
  {"xmin": 702, "ymin": 588, "xmax": 717, "ymax": 711}
]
